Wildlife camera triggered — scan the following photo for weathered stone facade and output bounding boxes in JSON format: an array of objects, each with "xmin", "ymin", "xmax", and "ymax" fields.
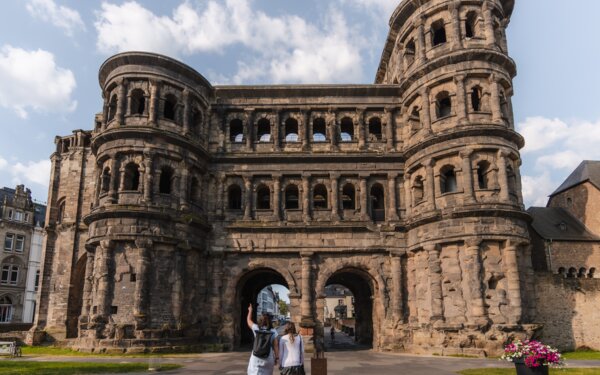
[{"xmin": 31, "ymin": 0, "xmax": 540, "ymax": 356}]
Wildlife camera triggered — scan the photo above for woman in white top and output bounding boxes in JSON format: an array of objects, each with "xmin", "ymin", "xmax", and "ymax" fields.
[
  {"xmin": 247, "ymin": 304, "xmax": 279, "ymax": 375},
  {"xmin": 278, "ymin": 322, "xmax": 305, "ymax": 375}
]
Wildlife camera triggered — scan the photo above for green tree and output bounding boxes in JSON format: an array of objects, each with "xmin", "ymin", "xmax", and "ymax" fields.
[{"xmin": 278, "ymin": 300, "xmax": 289, "ymax": 316}]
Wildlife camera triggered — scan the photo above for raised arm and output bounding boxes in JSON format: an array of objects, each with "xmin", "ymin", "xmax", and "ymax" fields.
[{"xmin": 246, "ymin": 303, "xmax": 255, "ymax": 330}]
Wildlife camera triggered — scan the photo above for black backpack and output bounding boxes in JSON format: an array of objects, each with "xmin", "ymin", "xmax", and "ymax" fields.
[{"xmin": 252, "ymin": 329, "xmax": 274, "ymax": 358}]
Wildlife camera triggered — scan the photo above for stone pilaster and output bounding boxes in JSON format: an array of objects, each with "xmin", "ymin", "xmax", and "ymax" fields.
[
  {"xmin": 116, "ymin": 80, "xmax": 127, "ymax": 126},
  {"xmin": 464, "ymin": 239, "xmax": 487, "ymax": 326},
  {"xmin": 449, "ymin": 1, "xmax": 463, "ymax": 50},
  {"xmin": 503, "ymin": 242, "xmax": 523, "ymax": 324},
  {"xmin": 172, "ymin": 247, "xmax": 186, "ymax": 324},
  {"xmin": 179, "ymin": 167, "xmax": 189, "ymax": 210},
  {"xmin": 81, "ymin": 248, "xmax": 95, "ymax": 318},
  {"xmin": 300, "ymin": 252, "xmax": 314, "ymax": 323},
  {"xmin": 143, "ymin": 152, "xmax": 153, "ymax": 203},
  {"xmin": 245, "ymin": 109, "xmax": 254, "ymax": 151},
  {"xmin": 330, "ymin": 173, "xmax": 340, "ymax": 221},
  {"xmin": 420, "ymin": 88, "xmax": 432, "ymax": 134},
  {"xmin": 426, "ymin": 244, "xmax": 444, "ymax": 323},
  {"xmin": 134, "ymin": 239, "xmax": 152, "ymax": 330},
  {"xmin": 455, "ymin": 74, "xmax": 468, "ymax": 124},
  {"xmin": 403, "ymin": 173, "xmax": 412, "ymax": 217},
  {"xmin": 387, "ymin": 173, "xmax": 399, "ymax": 221},
  {"xmin": 273, "ymin": 174, "xmax": 282, "ymax": 221},
  {"xmin": 273, "ymin": 108, "xmax": 281, "ymax": 152},
  {"xmin": 182, "ymin": 89, "xmax": 191, "ymax": 134},
  {"xmin": 95, "ymin": 240, "xmax": 114, "ymax": 319},
  {"xmin": 301, "ymin": 110, "xmax": 309, "ymax": 151},
  {"xmin": 391, "ymin": 251, "xmax": 404, "ymax": 321},
  {"xmin": 360, "ymin": 175, "xmax": 369, "ymax": 220},
  {"xmin": 482, "ymin": 1, "xmax": 496, "ymax": 48},
  {"xmin": 496, "ymin": 151, "xmax": 510, "ymax": 202},
  {"xmin": 101, "ymin": 94, "xmax": 109, "ymax": 130},
  {"xmin": 302, "ymin": 174, "xmax": 311, "ymax": 222},
  {"xmin": 243, "ymin": 176, "xmax": 252, "ymax": 220},
  {"xmin": 216, "ymin": 173, "xmax": 226, "ymax": 217},
  {"xmin": 148, "ymin": 80, "xmax": 159, "ymax": 125},
  {"xmin": 385, "ymin": 107, "xmax": 395, "ymax": 151},
  {"xmin": 425, "ymin": 158, "xmax": 436, "ymax": 210},
  {"xmin": 209, "ymin": 253, "xmax": 224, "ymax": 335},
  {"xmin": 357, "ymin": 108, "xmax": 366, "ymax": 150},
  {"xmin": 489, "ymin": 75, "xmax": 503, "ymax": 124},
  {"xmin": 416, "ymin": 17, "xmax": 427, "ymax": 62},
  {"xmin": 108, "ymin": 157, "xmax": 118, "ymax": 203},
  {"xmin": 328, "ymin": 110, "xmax": 338, "ymax": 151},
  {"xmin": 460, "ymin": 149, "xmax": 475, "ymax": 203}
]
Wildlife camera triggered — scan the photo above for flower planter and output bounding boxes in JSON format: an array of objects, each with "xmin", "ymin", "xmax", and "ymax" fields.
[{"xmin": 514, "ymin": 358, "xmax": 549, "ymax": 375}]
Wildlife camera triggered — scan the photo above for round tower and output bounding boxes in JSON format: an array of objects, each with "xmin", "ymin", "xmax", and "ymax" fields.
[
  {"xmin": 377, "ymin": 0, "xmax": 536, "ymax": 354},
  {"xmin": 78, "ymin": 52, "xmax": 213, "ymax": 350}
]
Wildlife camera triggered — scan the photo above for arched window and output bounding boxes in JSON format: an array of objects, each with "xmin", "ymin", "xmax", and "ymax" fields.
[
  {"xmin": 405, "ymin": 39, "xmax": 416, "ymax": 66},
  {"xmin": 368, "ymin": 117, "xmax": 382, "ymax": 141},
  {"xmin": 342, "ymin": 183, "xmax": 356, "ymax": 210},
  {"xmin": 413, "ymin": 176, "xmax": 424, "ymax": 204},
  {"xmin": 506, "ymin": 165, "xmax": 517, "ymax": 199},
  {"xmin": 431, "ymin": 20, "xmax": 447, "ymax": 46},
  {"xmin": 256, "ymin": 185, "xmax": 271, "ymax": 210},
  {"xmin": 589, "ymin": 267, "xmax": 596, "ymax": 279},
  {"xmin": 500, "ymin": 91, "xmax": 510, "ymax": 119},
  {"xmin": 257, "ymin": 118, "xmax": 271, "ymax": 142},
  {"xmin": 228, "ymin": 185, "xmax": 242, "ymax": 210},
  {"xmin": 370, "ymin": 184, "xmax": 385, "ymax": 222},
  {"xmin": 1, "ymin": 264, "xmax": 19, "ymax": 286},
  {"xmin": 107, "ymin": 94, "xmax": 117, "ymax": 122},
  {"xmin": 163, "ymin": 94, "xmax": 178, "ymax": 121},
  {"xmin": 101, "ymin": 167, "xmax": 111, "ymax": 193},
  {"xmin": 57, "ymin": 200, "xmax": 66, "ymax": 224},
  {"xmin": 123, "ymin": 163, "xmax": 140, "ymax": 191},
  {"xmin": 557, "ymin": 267, "xmax": 566, "ymax": 277},
  {"xmin": 578, "ymin": 268, "xmax": 587, "ymax": 278},
  {"xmin": 313, "ymin": 184, "xmax": 328, "ymax": 209},
  {"xmin": 159, "ymin": 166, "xmax": 174, "ymax": 194},
  {"xmin": 313, "ymin": 118, "xmax": 326, "ymax": 142},
  {"xmin": 476, "ymin": 161, "xmax": 491, "ymax": 189},
  {"xmin": 440, "ymin": 165, "xmax": 458, "ymax": 194},
  {"xmin": 191, "ymin": 108, "xmax": 202, "ymax": 135},
  {"xmin": 340, "ymin": 117, "xmax": 354, "ymax": 142},
  {"xmin": 285, "ymin": 185, "xmax": 299, "ymax": 209},
  {"xmin": 285, "ymin": 118, "xmax": 299, "ymax": 142},
  {"xmin": 567, "ymin": 267, "xmax": 577, "ymax": 278},
  {"xmin": 465, "ymin": 11, "xmax": 478, "ymax": 39},
  {"xmin": 190, "ymin": 176, "xmax": 201, "ymax": 204},
  {"xmin": 130, "ymin": 89, "xmax": 145, "ymax": 115},
  {"xmin": 409, "ymin": 106, "xmax": 421, "ymax": 132},
  {"xmin": 0, "ymin": 296, "xmax": 12, "ymax": 323},
  {"xmin": 471, "ymin": 87, "xmax": 482, "ymax": 112},
  {"xmin": 230, "ymin": 119, "xmax": 244, "ymax": 143},
  {"xmin": 436, "ymin": 92, "xmax": 452, "ymax": 119}
]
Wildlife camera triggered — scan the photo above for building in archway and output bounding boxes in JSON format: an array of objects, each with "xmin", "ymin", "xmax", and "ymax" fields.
[{"xmin": 30, "ymin": 0, "xmax": 541, "ymax": 356}]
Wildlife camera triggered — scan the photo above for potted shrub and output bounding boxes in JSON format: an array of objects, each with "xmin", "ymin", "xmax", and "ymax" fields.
[{"xmin": 501, "ymin": 339, "xmax": 564, "ymax": 375}]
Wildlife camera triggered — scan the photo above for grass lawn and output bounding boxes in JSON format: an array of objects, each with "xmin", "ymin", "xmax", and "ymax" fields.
[
  {"xmin": 563, "ymin": 350, "xmax": 600, "ymax": 360},
  {"xmin": 0, "ymin": 361, "xmax": 181, "ymax": 375},
  {"xmin": 459, "ymin": 369, "xmax": 600, "ymax": 375}
]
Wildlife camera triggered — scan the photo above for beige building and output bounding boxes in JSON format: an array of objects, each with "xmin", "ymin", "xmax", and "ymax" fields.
[
  {"xmin": 0, "ymin": 185, "xmax": 45, "ymax": 324},
  {"xmin": 324, "ymin": 285, "xmax": 354, "ymax": 320},
  {"xmin": 29, "ymin": 0, "xmax": 549, "ymax": 356}
]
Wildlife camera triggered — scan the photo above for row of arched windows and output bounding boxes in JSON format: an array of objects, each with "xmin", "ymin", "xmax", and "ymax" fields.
[
  {"xmin": 228, "ymin": 116, "xmax": 384, "ymax": 144},
  {"xmin": 558, "ymin": 267, "xmax": 596, "ymax": 279},
  {"xmin": 227, "ymin": 182, "xmax": 386, "ymax": 220}
]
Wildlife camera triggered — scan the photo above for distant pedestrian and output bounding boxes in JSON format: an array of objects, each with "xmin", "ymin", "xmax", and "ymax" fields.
[
  {"xmin": 330, "ymin": 326, "xmax": 335, "ymax": 342},
  {"xmin": 247, "ymin": 304, "xmax": 279, "ymax": 375},
  {"xmin": 278, "ymin": 322, "xmax": 305, "ymax": 375}
]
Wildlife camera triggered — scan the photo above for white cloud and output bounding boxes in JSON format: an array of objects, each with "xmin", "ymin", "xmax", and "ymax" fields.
[
  {"xmin": 518, "ymin": 116, "xmax": 569, "ymax": 153},
  {"xmin": 94, "ymin": 0, "xmax": 366, "ymax": 83},
  {"xmin": 0, "ymin": 156, "xmax": 51, "ymax": 191},
  {"xmin": 26, "ymin": 0, "xmax": 85, "ymax": 37},
  {"xmin": 0, "ymin": 45, "xmax": 77, "ymax": 118},
  {"xmin": 521, "ymin": 172, "xmax": 555, "ymax": 207},
  {"xmin": 339, "ymin": 0, "xmax": 398, "ymax": 18}
]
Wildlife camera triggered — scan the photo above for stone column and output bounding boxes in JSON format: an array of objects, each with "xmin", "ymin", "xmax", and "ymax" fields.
[
  {"xmin": 172, "ymin": 248, "xmax": 186, "ymax": 324},
  {"xmin": 357, "ymin": 108, "xmax": 366, "ymax": 150},
  {"xmin": 116, "ymin": 80, "xmax": 127, "ymax": 126},
  {"xmin": 391, "ymin": 251, "xmax": 404, "ymax": 321},
  {"xmin": 273, "ymin": 174, "xmax": 282, "ymax": 221},
  {"xmin": 245, "ymin": 109, "xmax": 254, "ymax": 151},
  {"xmin": 360, "ymin": 175, "xmax": 369, "ymax": 220},
  {"xmin": 143, "ymin": 152, "xmax": 153, "ymax": 203},
  {"xmin": 182, "ymin": 89, "xmax": 191, "ymax": 134},
  {"xmin": 496, "ymin": 151, "xmax": 510, "ymax": 202},
  {"xmin": 108, "ymin": 157, "xmax": 118, "ymax": 203},
  {"xmin": 385, "ymin": 107, "xmax": 395, "ymax": 151},
  {"xmin": 301, "ymin": 110, "xmax": 309, "ymax": 151},
  {"xmin": 426, "ymin": 244, "xmax": 444, "ymax": 323},
  {"xmin": 148, "ymin": 80, "xmax": 159, "ymax": 125},
  {"xmin": 330, "ymin": 173, "xmax": 340, "ymax": 221},
  {"xmin": 425, "ymin": 158, "xmax": 436, "ymax": 210},
  {"xmin": 302, "ymin": 174, "xmax": 311, "ymax": 222},
  {"xmin": 101, "ymin": 95, "xmax": 109, "ymax": 130},
  {"xmin": 420, "ymin": 88, "xmax": 432, "ymax": 134},
  {"xmin": 460, "ymin": 150, "xmax": 475, "ymax": 203},
  {"xmin": 178, "ymin": 167, "xmax": 188, "ymax": 207},
  {"xmin": 464, "ymin": 239, "xmax": 487, "ymax": 326},
  {"xmin": 243, "ymin": 176, "xmax": 252, "ymax": 220},
  {"xmin": 210, "ymin": 253, "xmax": 224, "ymax": 335},
  {"xmin": 118, "ymin": 166, "xmax": 126, "ymax": 193},
  {"xmin": 82, "ymin": 248, "xmax": 96, "ymax": 318},
  {"xmin": 134, "ymin": 239, "xmax": 152, "ymax": 329},
  {"xmin": 93, "ymin": 164, "xmax": 102, "ymax": 207},
  {"xmin": 407, "ymin": 252, "xmax": 418, "ymax": 324},
  {"xmin": 489, "ymin": 76, "xmax": 503, "ymax": 124},
  {"xmin": 95, "ymin": 240, "xmax": 114, "ymax": 318},
  {"xmin": 403, "ymin": 173, "xmax": 412, "ymax": 217},
  {"xmin": 217, "ymin": 109, "xmax": 226, "ymax": 153},
  {"xmin": 300, "ymin": 252, "xmax": 314, "ymax": 323},
  {"xmin": 515, "ymin": 161, "xmax": 525, "ymax": 206},
  {"xmin": 329, "ymin": 110, "xmax": 338, "ymax": 151},
  {"xmin": 216, "ymin": 173, "xmax": 226, "ymax": 217},
  {"xmin": 416, "ymin": 17, "xmax": 427, "ymax": 62},
  {"xmin": 387, "ymin": 173, "xmax": 399, "ymax": 221},
  {"xmin": 454, "ymin": 74, "xmax": 468, "ymax": 124},
  {"xmin": 273, "ymin": 109, "xmax": 281, "ymax": 152},
  {"xmin": 503, "ymin": 242, "xmax": 523, "ymax": 324},
  {"xmin": 449, "ymin": 1, "xmax": 463, "ymax": 50},
  {"xmin": 482, "ymin": 1, "xmax": 495, "ymax": 48}
]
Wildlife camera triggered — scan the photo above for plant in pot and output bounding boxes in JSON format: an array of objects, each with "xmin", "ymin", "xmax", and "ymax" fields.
[{"xmin": 501, "ymin": 339, "xmax": 564, "ymax": 375}]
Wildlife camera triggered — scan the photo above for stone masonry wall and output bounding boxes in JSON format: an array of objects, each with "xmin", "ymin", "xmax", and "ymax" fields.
[{"xmin": 534, "ymin": 273, "xmax": 600, "ymax": 350}]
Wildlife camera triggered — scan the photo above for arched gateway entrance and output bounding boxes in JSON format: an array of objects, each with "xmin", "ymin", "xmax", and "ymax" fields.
[
  {"xmin": 236, "ymin": 268, "xmax": 289, "ymax": 346},
  {"xmin": 324, "ymin": 268, "xmax": 374, "ymax": 347}
]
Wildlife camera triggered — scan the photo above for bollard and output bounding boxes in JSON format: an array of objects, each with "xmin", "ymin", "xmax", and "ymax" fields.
[{"xmin": 311, "ymin": 351, "xmax": 327, "ymax": 375}]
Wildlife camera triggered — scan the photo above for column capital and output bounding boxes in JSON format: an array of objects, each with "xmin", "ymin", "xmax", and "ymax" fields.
[
  {"xmin": 135, "ymin": 238, "xmax": 153, "ymax": 249},
  {"xmin": 100, "ymin": 239, "xmax": 114, "ymax": 251},
  {"xmin": 465, "ymin": 238, "xmax": 481, "ymax": 249},
  {"xmin": 454, "ymin": 74, "xmax": 467, "ymax": 83},
  {"xmin": 390, "ymin": 250, "xmax": 406, "ymax": 258},
  {"xmin": 459, "ymin": 149, "xmax": 474, "ymax": 159},
  {"xmin": 330, "ymin": 173, "xmax": 340, "ymax": 180},
  {"xmin": 424, "ymin": 158, "xmax": 436, "ymax": 167},
  {"xmin": 423, "ymin": 243, "xmax": 440, "ymax": 253},
  {"xmin": 300, "ymin": 251, "xmax": 314, "ymax": 259}
]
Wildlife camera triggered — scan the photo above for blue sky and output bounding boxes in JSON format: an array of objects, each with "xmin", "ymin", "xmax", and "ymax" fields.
[{"xmin": 1, "ymin": 0, "xmax": 600, "ymax": 208}]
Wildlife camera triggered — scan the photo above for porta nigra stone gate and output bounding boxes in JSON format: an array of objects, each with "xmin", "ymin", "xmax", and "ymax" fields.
[{"xmin": 30, "ymin": 0, "xmax": 539, "ymax": 356}]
